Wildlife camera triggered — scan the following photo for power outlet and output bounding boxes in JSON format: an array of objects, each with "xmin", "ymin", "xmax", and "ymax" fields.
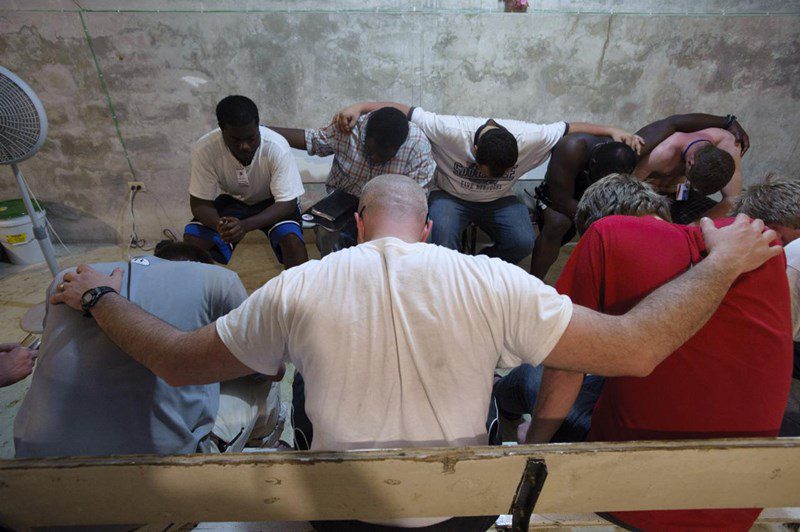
[{"xmin": 127, "ymin": 181, "xmax": 146, "ymax": 192}]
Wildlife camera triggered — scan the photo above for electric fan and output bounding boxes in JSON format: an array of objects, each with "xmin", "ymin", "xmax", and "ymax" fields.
[{"xmin": 0, "ymin": 65, "xmax": 59, "ymax": 276}]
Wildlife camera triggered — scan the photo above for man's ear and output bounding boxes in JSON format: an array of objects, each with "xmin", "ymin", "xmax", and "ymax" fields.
[{"xmin": 471, "ymin": 144, "xmax": 478, "ymax": 158}]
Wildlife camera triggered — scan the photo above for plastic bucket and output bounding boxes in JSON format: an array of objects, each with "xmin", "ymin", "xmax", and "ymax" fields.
[{"xmin": 0, "ymin": 199, "xmax": 47, "ymax": 266}]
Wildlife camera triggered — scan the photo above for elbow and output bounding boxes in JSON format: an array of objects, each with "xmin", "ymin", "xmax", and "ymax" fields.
[{"xmin": 628, "ymin": 348, "xmax": 659, "ymax": 377}]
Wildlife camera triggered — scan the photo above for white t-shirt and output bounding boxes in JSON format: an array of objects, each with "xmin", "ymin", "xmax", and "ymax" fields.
[
  {"xmin": 217, "ymin": 237, "xmax": 572, "ymax": 452},
  {"xmin": 189, "ymin": 126, "xmax": 305, "ymax": 205},
  {"xmin": 410, "ymin": 108, "xmax": 566, "ymax": 202},
  {"xmin": 785, "ymin": 239, "xmax": 800, "ymax": 342}
]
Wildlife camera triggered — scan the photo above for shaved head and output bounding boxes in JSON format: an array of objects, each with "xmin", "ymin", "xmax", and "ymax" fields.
[
  {"xmin": 359, "ymin": 174, "xmax": 428, "ymax": 226},
  {"xmin": 356, "ymin": 174, "xmax": 431, "ymax": 244}
]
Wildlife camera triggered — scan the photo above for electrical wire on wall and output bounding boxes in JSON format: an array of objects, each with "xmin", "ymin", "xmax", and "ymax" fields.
[
  {"xmin": 124, "ymin": 182, "xmax": 180, "ymax": 256},
  {"xmin": 127, "ymin": 185, "xmax": 151, "ymax": 251}
]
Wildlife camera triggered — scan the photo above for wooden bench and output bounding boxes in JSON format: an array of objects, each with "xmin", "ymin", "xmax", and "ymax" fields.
[{"xmin": 1, "ymin": 438, "xmax": 799, "ymax": 529}]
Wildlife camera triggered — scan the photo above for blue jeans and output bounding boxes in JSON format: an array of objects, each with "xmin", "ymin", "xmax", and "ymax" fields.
[
  {"xmin": 428, "ymin": 190, "xmax": 535, "ymax": 265},
  {"xmin": 489, "ymin": 364, "xmax": 604, "ymax": 443}
]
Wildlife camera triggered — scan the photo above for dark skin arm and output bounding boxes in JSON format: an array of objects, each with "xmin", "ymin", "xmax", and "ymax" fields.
[
  {"xmin": 218, "ymin": 201, "xmax": 297, "ymax": 244},
  {"xmin": 543, "ymin": 135, "xmax": 592, "ymax": 220},
  {"xmin": 190, "ymin": 194, "xmax": 296, "ymax": 244},
  {"xmin": 190, "ymin": 195, "xmax": 221, "ymax": 231},
  {"xmin": 636, "ymin": 113, "xmax": 750, "ymax": 157},
  {"xmin": 270, "ymin": 127, "xmax": 308, "ymax": 151}
]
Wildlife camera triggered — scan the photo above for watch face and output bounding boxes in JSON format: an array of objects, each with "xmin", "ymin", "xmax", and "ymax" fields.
[{"xmin": 81, "ymin": 289, "xmax": 95, "ymax": 307}]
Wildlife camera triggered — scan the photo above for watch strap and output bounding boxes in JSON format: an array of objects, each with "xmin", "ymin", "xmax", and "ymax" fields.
[{"xmin": 81, "ymin": 286, "xmax": 117, "ymax": 317}]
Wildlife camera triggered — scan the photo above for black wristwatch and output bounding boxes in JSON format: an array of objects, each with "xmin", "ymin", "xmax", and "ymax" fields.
[
  {"xmin": 81, "ymin": 286, "xmax": 117, "ymax": 317},
  {"xmin": 725, "ymin": 114, "xmax": 737, "ymax": 129}
]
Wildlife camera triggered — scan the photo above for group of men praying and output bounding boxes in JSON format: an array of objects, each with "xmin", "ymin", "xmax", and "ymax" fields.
[{"xmin": 5, "ymin": 94, "xmax": 799, "ymax": 531}]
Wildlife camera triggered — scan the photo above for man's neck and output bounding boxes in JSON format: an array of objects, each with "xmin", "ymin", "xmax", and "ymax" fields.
[{"xmin": 364, "ymin": 224, "xmax": 423, "ymax": 244}]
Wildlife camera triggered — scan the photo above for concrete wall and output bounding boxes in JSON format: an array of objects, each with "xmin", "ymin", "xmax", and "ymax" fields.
[{"xmin": 0, "ymin": 1, "xmax": 798, "ymax": 243}]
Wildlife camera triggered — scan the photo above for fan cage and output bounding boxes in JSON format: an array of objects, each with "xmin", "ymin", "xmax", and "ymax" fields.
[{"xmin": 0, "ymin": 66, "xmax": 48, "ymax": 165}]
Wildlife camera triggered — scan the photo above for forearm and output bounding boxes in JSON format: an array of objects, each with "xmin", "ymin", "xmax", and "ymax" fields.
[
  {"xmin": 270, "ymin": 127, "xmax": 308, "ymax": 151},
  {"xmin": 525, "ymin": 368, "xmax": 584, "ymax": 444},
  {"xmin": 89, "ymin": 293, "xmax": 196, "ymax": 382},
  {"xmin": 567, "ymin": 122, "xmax": 616, "ymax": 137},
  {"xmin": 666, "ymin": 113, "xmax": 728, "ymax": 132},
  {"xmin": 617, "ymin": 252, "xmax": 740, "ymax": 370},
  {"xmin": 548, "ymin": 251, "xmax": 739, "ymax": 377},
  {"xmin": 89, "ymin": 293, "xmax": 253, "ymax": 386},
  {"xmin": 190, "ymin": 197, "xmax": 220, "ymax": 229},
  {"xmin": 241, "ymin": 201, "xmax": 296, "ymax": 232}
]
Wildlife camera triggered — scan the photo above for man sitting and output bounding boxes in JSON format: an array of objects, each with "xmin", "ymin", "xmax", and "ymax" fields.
[
  {"xmin": 14, "ymin": 242, "xmax": 282, "ymax": 457},
  {"xmin": 272, "ymin": 107, "xmax": 435, "ymax": 256},
  {"xmin": 634, "ymin": 121, "xmax": 744, "ymax": 224},
  {"xmin": 184, "ymin": 95, "xmax": 308, "ymax": 268},
  {"xmin": 335, "ymin": 101, "xmax": 643, "ymax": 265},
  {"xmin": 508, "ymin": 173, "xmax": 791, "ymax": 531},
  {"xmin": 51, "ymin": 175, "xmax": 778, "ymax": 530},
  {"xmin": 530, "ymin": 113, "xmax": 749, "ymax": 280},
  {"xmin": 734, "ymin": 174, "xmax": 800, "ymax": 436}
]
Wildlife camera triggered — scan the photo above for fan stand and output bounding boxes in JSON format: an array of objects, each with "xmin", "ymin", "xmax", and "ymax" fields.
[{"xmin": 12, "ymin": 163, "xmax": 59, "ymax": 334}]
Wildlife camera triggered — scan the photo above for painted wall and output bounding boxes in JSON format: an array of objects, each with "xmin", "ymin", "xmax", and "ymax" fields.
[{"xmin": 1, "ymin": 0, "xmax": 798, "ymax": 243}]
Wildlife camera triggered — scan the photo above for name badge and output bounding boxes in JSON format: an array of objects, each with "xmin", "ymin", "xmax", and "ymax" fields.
[
  {"xmin": 676, "ymin": 182, "xmax": 690, "ymax": 201},
  {"xmin": 237, "ymin": 168, "xmax": 250, "ymax": 187}
]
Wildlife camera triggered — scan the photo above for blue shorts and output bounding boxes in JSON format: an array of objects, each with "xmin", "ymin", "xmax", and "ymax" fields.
[{"xmin": 184, "ymin": 195, "xmax": 303, "ymax": 264}]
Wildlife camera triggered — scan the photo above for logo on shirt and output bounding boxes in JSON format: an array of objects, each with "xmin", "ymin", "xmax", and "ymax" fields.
[
  {"xmin": 132, "ymin": 258, "xmax": 150, "ymax": 266},
  {"xmin": 452, "ymin": 162, "xmax": 517, "ymax": 183}
]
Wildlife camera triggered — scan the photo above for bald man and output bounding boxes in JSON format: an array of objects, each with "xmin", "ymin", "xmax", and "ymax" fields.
[{"xmin": 52, "ymin": 175, "xmax": 779, "ymax": 531}]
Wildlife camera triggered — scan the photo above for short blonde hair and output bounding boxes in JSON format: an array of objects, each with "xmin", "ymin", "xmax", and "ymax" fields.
[
  {"xmin": 734, "ymin": 173, "xmax": 800, "ymax": 229},
  {"xmin": 576, "ymin": 173, "xmax": 672, "ymax": 235},
  {"xmin": 359, "ymin": 174, "xmax": 427, "ymax": 225}
]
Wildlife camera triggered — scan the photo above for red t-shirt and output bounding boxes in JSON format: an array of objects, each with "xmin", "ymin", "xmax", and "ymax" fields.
[{"xmin": 555, "ymin": 215, "xmax": 793, "ymax": 531}]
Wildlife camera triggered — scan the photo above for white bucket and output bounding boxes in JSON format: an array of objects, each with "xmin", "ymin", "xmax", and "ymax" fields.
[{"xmin": 0, "ymin": 209, "xmax": 47, "ymax": 265}]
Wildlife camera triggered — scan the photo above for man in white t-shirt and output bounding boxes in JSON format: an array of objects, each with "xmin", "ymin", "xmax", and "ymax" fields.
[
  {"xmin": 335, "ymin": 102, "xmax": 643, "ymax": 266},
  {"xmin": 184, "ymin": 95, "xmax": 308, "ymax": 268},
  {"xmin": 734, "ymin": 175, "xmax": 800, "ymax": 436},
  {"xmin": 52, "ymin": 176, "xmax": 778, "ymax": 529}
]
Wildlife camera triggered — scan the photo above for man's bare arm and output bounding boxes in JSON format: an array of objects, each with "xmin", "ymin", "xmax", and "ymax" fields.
[
  {"xmin": 544, "ymin": 136, "xmax": 589, "ymax": 219},
  {"xmin": 701, "ymin": 132, "xmax": 744, "ymax": 220},
  {"xmin": 270, "ymin": 127, "xmax": 308, "ymax": 151},
  {"xmin": 567, "ymin": 123, "xmax": 644, "ymax": 154},
  {"xmin": 636, "ymin": 114, "xmax": 750, "ymax": 158},
  {"xmin": 524, "ymin": 368, "xmax": 584, "ymax": 444},
  {"xmin": 190, "ymin": 195, "xmax": 220, "ymax": 230},
  {"xmin": 51, "ymin": 268, "xmax": 258, "ymax": 387},
  {"xmin": 334, "ymin": 102, "xmax": 412, "ymax": 131},
  {"xmin": 545, "ymin": 215, "xmax": 782, "ymax": 377}
]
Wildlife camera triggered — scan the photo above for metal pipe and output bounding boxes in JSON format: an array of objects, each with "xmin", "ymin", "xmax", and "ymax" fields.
[{"xmin": 12, "ymin": 163, "xmax": 59, "ymax": 277}]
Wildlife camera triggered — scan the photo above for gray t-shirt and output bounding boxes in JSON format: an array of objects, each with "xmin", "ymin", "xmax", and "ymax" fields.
[{"xmin": 13, "ymin": 257, "xmax": 248, "ymax": 457}]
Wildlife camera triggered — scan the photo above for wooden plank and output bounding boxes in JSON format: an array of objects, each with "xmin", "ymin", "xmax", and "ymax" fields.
[{"xmin": 1, "ymin": 438, "xmax": 799, "ymax": 527}]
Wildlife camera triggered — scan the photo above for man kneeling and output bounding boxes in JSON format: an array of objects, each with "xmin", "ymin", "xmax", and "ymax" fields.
[{"xmin": 14, "ymin": 242, "xmax": 283, "ymax": 457}]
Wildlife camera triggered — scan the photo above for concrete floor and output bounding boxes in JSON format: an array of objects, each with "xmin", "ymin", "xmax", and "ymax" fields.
[{"xmin": 0, "ymin": 229, "xmax": 573, "ymax": 458}]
